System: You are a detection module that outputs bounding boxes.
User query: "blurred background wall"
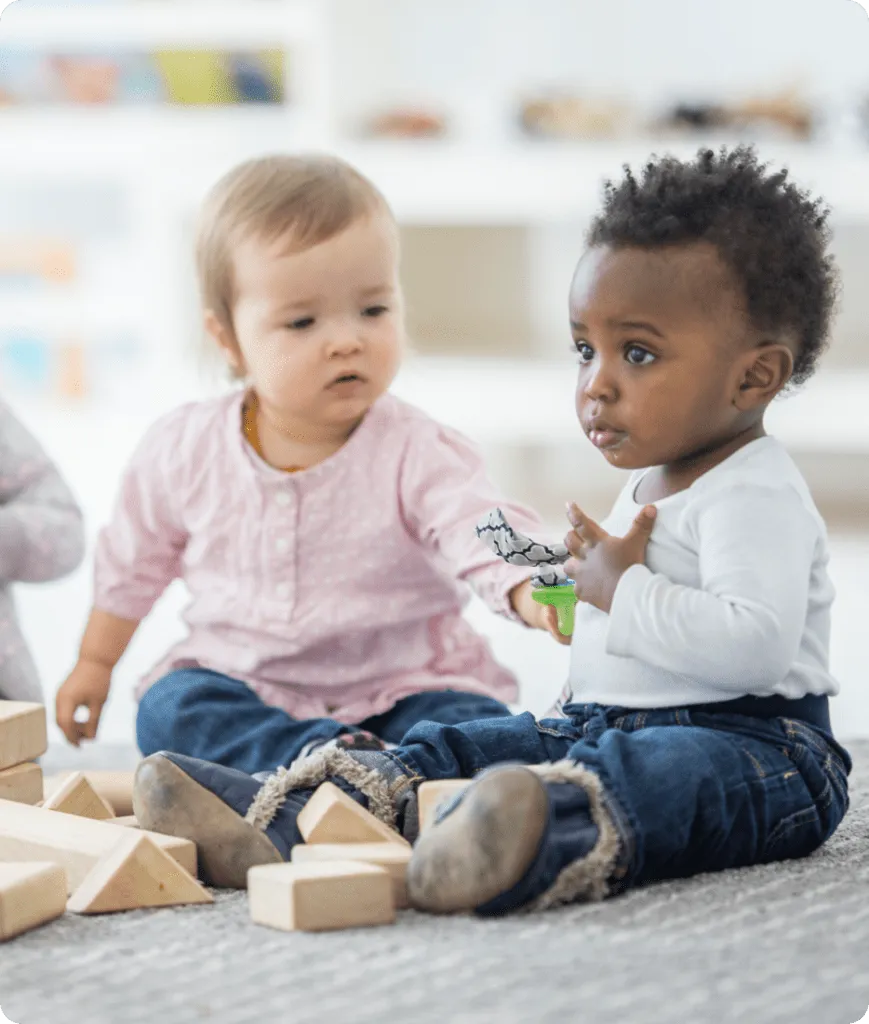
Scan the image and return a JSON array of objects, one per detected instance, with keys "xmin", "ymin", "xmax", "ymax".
[{"xmin": 0, "ymin": 0, "xmax": 866, "ymax": 746}]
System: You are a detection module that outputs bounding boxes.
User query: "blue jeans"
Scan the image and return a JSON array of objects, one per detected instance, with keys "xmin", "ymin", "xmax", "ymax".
[
  {"xmin": 136, "ymin": 668, "xmax": 513, "ymax": 775},
  {"xmin": 386, "ymin": 701, "xmax": 851, "ymax": 888}
]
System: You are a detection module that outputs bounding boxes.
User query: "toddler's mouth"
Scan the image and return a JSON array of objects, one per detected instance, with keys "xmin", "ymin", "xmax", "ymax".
[
  {"xmin": 328, "ymin": 372, "xmax": 365, "ymax": 388},
  {"xmin": 588, "ymin": 428, "xmax": 627, "ymax": 450}
]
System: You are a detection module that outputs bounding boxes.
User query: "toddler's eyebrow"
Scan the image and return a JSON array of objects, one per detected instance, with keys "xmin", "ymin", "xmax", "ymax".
[{"xmin": 570, "ymin": 319, "xmax": 666, "ymax": 338}]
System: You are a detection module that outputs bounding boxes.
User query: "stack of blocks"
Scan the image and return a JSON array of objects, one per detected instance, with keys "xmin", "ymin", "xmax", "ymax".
[
  {"xmin": 1, "ymin": 703, "xmax": 477, "ymax": 940},
  {"xmin": 0, "ymin": 701, "xmax": 211, "ymax": 942},
  {"xmin": 248, "ymin": 778, "xmax": 471, "ymax": 932}
]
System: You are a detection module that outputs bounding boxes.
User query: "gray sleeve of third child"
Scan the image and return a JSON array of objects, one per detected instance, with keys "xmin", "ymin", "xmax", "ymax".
[{"xmin": 0, "ymin": 398, "xmax": 86, "ymax": 583}]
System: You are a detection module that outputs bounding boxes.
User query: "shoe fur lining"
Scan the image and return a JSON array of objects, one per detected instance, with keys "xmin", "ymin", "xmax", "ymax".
[
  {"xmin": 525, "ymin": 760, "xmax": 622, "ymax": 911},
  {"xmin": 243, "ymin": 747, "xmax": 398, "ymax": 832}
]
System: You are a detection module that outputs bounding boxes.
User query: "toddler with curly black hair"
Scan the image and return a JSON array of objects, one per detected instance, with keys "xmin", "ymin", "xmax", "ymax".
[{"xmin": 130, "ymin": 146, "xmax": 852, "ymax": 916}]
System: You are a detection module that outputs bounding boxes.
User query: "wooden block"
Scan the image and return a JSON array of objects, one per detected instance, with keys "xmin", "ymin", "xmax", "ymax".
[
  {"xmin": 297, "ymin": 782, "xmax": 410, "ymax": 847},
  {"xmin": 291, "ymin": 842, "xmax": 411, "ymax": 908},
  {"xmin": 248, "ymin": 861, "xmax": 394, "ymax": 932},
  {"xmin": 0, "ymin": 763, "xmax": 43, "ymax": 805},
  {"xmin": 0, "ymin": 862, "xmax": 67, "ymax": 941},
  {"xmin": 0, "ymin": 701, "xmax": 47, "ymax": 770},
  {"xmin": 109, "ymin": 815, "xmax": 140, "ymax": 829},
  {"xmin": 43, "ymin": 770, "xmax": 135, "ymax": 817},
  {"xmin": 418, "ymin": 780, "xmax": 471, "ymax": 831},
  {"xmin": 68, "ymin": 832, "xmax": 212, "ymax": 914},
  {"xmin": 0, "ymin": 798, "xmax": 196, "ymax": 893},
  {"xmin": 42, "ymin": 772, "xmax": 115, "ymax": 820}
]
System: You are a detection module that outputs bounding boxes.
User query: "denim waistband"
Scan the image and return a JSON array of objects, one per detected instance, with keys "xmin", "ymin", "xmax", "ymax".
[{"xmin": 687, "ymin": 693, "xmax": 831, "ymax": 734}]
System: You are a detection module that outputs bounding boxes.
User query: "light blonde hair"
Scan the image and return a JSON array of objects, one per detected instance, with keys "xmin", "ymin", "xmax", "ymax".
[{"xmin": 196, "ymin": 153, "xmax": 393, "ymax": 346}]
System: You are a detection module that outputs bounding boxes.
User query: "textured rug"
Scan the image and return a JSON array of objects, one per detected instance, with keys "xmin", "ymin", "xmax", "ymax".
[{"xmin": 1, "ymin": 741, "xmax": 867, "ymax": 1024}]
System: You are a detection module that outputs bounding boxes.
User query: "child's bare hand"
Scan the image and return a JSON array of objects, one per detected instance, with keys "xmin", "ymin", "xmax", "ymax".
[
  {"xmin": 56, "ymin": 660, "xmax": 112, "ymax": 746},
  {"xmin": 564, "ymin": 502, "xmax": 656, "ymax": 614},
  {"xmin": 509, "ymin": 580, "xmax": 572, "ymax": 645}
]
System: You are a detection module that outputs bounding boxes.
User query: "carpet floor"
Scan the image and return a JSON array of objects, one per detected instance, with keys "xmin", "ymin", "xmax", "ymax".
[{"xmin": 1, "ymin": 741, "xmax": 867, "ymax": 1024}]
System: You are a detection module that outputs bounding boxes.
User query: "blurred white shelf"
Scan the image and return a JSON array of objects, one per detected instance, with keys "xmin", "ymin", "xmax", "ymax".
[
  {"xmin": 3, "ymin": 132, "xmax": 867, "ymax": 224},
  {"xmin": 393, "ymin": 356, "xmax": 869, "ymax": 454},
  {"xmin": 0, "ymin": 295, "xmax": 139, "ymax": 332},
  {"xmin": 0, "ymin": 1, "xmax": 319, "ymax": 48}
]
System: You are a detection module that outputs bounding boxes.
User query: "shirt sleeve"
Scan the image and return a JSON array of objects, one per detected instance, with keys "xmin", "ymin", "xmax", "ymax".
[
  {"xmin": 399, "ymin": 418, "xmax": 554, "ymax": 621},
  {"xmin": 0, "ymin": 399, "xmax": 85, "ymax": 583},
  {"xmin": 93, "ymin": 409, "xmax": 190, "ymax": 621},
  {"xmin": 605, "ymin": 484, "xmax": 819, "ymax": 693}
]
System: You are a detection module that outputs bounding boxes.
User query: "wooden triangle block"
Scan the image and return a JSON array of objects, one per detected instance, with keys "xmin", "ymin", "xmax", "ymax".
[
  {"xmin": 68, "ymin": 832, "xmax": 212, "ymax": 914},
  {"xmin": 42, "ymin": 772, "xmax": 115, "ymax": 821},
  {"xmin": 297, "ymin": 782, "xmax": 410, "ymax": 847}
]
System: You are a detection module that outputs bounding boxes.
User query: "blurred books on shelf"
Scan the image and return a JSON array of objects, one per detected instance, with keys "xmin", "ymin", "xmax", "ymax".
[
  {"xmin": 0, "ymin": 330, "xmax": 144, "ymax": 404},
  {"xmin": 0, "ymin": 48, "xmax": 285, "ymax": 105}
]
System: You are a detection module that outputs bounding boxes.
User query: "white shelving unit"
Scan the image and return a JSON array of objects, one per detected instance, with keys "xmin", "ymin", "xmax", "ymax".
[{"xmin": 1, "ymin": 0, "xmax": 868, "ymax": 451}]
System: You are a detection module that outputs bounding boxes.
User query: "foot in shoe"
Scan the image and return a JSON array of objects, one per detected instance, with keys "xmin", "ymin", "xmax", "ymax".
[
  {"xmin": 133, "ymin": 751, "xmax": 310, "ymax": 889},
  {"xmin": 406, "ymin": 765, "xmax": 549, "ymax": 914}
]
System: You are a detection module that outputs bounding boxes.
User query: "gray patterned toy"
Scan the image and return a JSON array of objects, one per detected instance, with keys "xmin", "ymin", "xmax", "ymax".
[{"xmin": 475, "ymin": 508, "xmax": 570, "ymax": 588}]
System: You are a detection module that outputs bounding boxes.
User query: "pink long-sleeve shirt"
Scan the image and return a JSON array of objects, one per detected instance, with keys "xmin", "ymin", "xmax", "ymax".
[{"xmin": 94, "ymin": 389, "xmax": 546, "ymax": 721}]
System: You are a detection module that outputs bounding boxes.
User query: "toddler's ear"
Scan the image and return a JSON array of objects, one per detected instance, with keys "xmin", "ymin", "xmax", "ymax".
[
  {"xmin": 204, "ymin": 310, "xmax": 245, "ymax": 376},
  {"xmin": 735, "ymin": 343, "xmax": 793, "ymax": 408}
]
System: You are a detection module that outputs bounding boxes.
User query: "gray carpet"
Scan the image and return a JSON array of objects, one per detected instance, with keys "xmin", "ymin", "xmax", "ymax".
[{"xmin": 1, "ymin": 742, "xmax": 868, "ymax": 1024}]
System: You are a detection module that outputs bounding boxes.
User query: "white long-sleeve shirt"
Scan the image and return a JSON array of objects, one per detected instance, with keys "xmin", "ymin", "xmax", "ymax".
[{"xmin": 568, "ymin": 436, "xmax": 838, "ymax": 708}]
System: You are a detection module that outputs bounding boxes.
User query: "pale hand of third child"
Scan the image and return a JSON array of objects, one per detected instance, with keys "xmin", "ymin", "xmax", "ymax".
[
  {"xmin": 564, "ymin": 502, "xmax": 657, "ymax": 614},
  {"xmin": 55, "ymin": 659, "xmax": 112, "ymax": 747},
  {"xmin": 509, "ymin": 580, "xmax": 573, "ymax": 646}
]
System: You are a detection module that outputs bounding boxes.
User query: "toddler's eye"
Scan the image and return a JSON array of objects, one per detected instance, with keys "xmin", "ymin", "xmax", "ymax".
[
  {"xmin": 626, "ymin": 344, "xmax": 655, "ymax": 365},
  {"xmin": 288, "ymin": 317, "xmax": 315, "ymax": 331},
  {"xmin": 572, "ymin": 342, "xmax": 594, "ymax": 363},
  {"xmin": 362, "ymin": 305, "xmax": 389, "ymax": 318}
]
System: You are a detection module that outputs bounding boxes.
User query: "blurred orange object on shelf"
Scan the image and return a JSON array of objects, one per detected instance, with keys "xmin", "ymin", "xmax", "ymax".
[{"xmin": 0, "ymin": 239, "xmax": 77, "ymax": 284}]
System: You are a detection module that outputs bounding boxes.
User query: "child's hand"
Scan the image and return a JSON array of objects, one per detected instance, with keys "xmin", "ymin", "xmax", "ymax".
[
  {"xmin": 56, "ymin": 660, "xmax": 112, "ymax": 747},
  {"xmin": 509, "ymin": 580, "xmax": 572, "ymax": 646},
  {"xmin": 564, "ymin": 502, "xmax": 657, "ymax": 614}
]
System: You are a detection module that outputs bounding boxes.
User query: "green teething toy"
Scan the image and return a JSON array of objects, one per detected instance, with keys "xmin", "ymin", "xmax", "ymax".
[{"xmin": 532, "ymin": 584, "xmax": 577, "ymax": 636}]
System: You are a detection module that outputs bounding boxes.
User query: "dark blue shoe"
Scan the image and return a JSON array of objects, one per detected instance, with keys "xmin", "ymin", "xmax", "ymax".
[
  {"xmin": 406, "ymin": 761, "xmax": 621, "ymax": 915},
  {"xmin": 133, "ymin": 747, "xmax": 407, "ymax": 889}
]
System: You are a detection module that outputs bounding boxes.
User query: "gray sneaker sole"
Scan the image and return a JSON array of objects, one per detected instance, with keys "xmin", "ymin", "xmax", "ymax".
[
  {"xmin": 406, "ymin": 765, "xmax": 549, "ymax": 914},
  {"xmin": 132, "ymin": 754, "xmax": 283, "ymax": 889}
]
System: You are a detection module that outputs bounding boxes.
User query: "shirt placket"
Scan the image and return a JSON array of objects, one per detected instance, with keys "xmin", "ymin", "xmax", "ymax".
[{"xmin": 266, "ymin": 482, "xmax": 297, "ymax": 617}]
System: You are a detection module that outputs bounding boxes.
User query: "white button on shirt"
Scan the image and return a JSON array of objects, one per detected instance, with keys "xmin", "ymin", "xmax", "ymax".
[
  {"xmin": 275, "ymin": 583, "xmax": 290, "ymax": 599},
  {"xmin": 275, "ymin": 491, "xmax": 291, "ymax": 507},
  {"xmin": 275, "ymin": 538, "xmax": 289, "ymax": 554}
]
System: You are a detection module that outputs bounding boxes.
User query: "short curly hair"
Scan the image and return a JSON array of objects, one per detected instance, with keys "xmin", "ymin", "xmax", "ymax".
[{"xmin": 586, "ymin": 145, "xmax": 840, "ymax": 389}]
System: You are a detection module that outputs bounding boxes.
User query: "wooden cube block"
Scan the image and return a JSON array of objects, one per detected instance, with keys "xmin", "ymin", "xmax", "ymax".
[
  {"xmin": 0, "ymin": 798, "xmax": 196, "ymax": 893},
  {"xmin": 44, "ymin": 770, "xmax": 135, "ymax": 817},
  {"xmin": 248, "ymin": 861, "xmax": 394, "ymax": 932},
  {"xmin": 417, "ymin": 779, "xmax": 471, "ymax": 832},
  {"xmin": 0, "ymin": 862, "xmax": 67, "ymax": 941},
  {"xmin": 297, "ymin": 782, "xmax": 409, "ymax": 847},
  {"xmin": 68, "ymin": 832, "xmax": 212, "ymax": 914},
  {"xmin": 42, "ymin": 772, "xmax": 115, "ymax": 820},
  {"xmin": 0, "ymin": 763, "xmax": 43, "ymax": 805},
  {"xmin": 291, "ymin": 842, "xmax": 411, "ymax": 908},
  {"xmin": 0, "ymin": 702, "xmax": 47, "ymax": 770}
]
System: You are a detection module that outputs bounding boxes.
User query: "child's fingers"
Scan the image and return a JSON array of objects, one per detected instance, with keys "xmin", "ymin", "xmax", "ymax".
[
  {"xmin": 544, "ymin": 606, "xmax": 572, "ymax": 645},
  {"xmin": 55, "ymin": 692, "xmax": 80, "ymax": 746},
  {"xmin": 563, "ymin": 531, "xmax": 588, "ymax": 558},
  {"xmin": 81, "ymin": 701, "xmax": 103, "ymax": 740},
  {"xmin": 566, "ymin": 502, "xmax": 607, "ymax": 542}
]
